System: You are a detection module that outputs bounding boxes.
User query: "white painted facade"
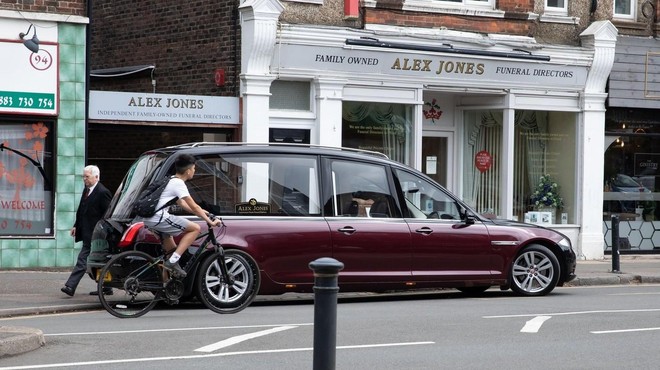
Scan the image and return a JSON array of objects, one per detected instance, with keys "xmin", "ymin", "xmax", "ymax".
[{"xmin": 238, "ymin": 0, "xmax": 618, "ymax": 260}]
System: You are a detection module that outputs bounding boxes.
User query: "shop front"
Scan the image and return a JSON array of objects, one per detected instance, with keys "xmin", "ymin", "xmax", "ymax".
[
  {"xmin": 604, "ymin": 35, "xmax": 660, "ymax": 253},
  {"xmin": 87, "ymin": 90, "xmax": 241, "ymax": 193},
  {"xmin": 0, "ymin": 14, "xmax": 88, "ymax": 268},
  {"xmin": 239, "ymin": 1, "xmax": 617, "ymax": 259}
]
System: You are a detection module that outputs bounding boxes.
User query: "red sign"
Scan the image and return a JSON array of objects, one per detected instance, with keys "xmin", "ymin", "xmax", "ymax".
[{"xmin": 475, "ymin": 150, "xmax": 492, "ymax": 173}]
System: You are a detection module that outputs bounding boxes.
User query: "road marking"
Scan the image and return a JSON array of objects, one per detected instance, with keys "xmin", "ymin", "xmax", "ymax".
[
  {"xmin": 520, "ymin": 316, "xmax": 551, "ymax": 333},
  {"xmin": 195, "ymin": 325, "xmax": 296, "ymax": 352},
  {"xmin": 483, "ymin": 308, "xmax": 660, "ymax": 319},
  {"xmin": 0, "ymin": 311, "xmax": 96, "ymax": 321},
  {"xmin": 592, "ymin": 327, "xmax": 660, "ymax": 334},
  {"xmin": 0, "ymin": 341, "xmax": 435, "ymax": 370},
  {"xmin": 44, "ymin": 323, "xmax": 313, "ymax": 336}
]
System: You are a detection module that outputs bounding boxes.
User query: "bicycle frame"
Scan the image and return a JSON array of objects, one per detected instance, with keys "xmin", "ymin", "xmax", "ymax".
[
  {"xmin": 103, "ymin": 223, "xmax": 231, "ymax": 299},
  {"xmin": 173, "ymin": 223, "xmax": 230, "ymax": 282}
]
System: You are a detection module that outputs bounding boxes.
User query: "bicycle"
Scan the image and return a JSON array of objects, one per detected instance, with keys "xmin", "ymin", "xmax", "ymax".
[{"xmin": 96, "ymin": 218, "xmax": 260, "ymax": 318}]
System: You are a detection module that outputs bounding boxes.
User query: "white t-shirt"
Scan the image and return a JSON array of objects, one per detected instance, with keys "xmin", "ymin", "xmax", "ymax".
[{"xmin": 143, "ymin": 177, "xmax": 190, "ymax": 222}]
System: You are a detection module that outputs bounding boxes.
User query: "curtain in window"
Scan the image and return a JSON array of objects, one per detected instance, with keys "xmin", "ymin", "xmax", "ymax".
[
  {"xmin": 463, "ymin": 111, "xmax": 502, "ymax": 215},
  {"xmin": 342, "ymin": 102, "xmax": 411, "ymax": 164},
  {"xmin": 463, "ymin": 110, "xmax": 548, "ymax": 217},
  {"xmin": 514, "ymin": 111, "xmax": 549, "ymax": 206}
]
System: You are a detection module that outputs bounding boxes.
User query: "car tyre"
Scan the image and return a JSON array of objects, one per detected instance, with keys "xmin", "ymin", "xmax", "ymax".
[
  {"xmin": 510, "ymin": 244, "xmax": 560, "ymax": 296},
  {"xmin": 196, "ymin": 250, "xmax": 260, "ymax": 314}
]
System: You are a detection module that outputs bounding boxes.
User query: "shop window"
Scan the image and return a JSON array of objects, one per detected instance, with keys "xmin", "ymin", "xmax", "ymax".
[
  {"xmin": 0, "ymin": 119, "xmax": 54, "ymax": 236},
  {"xmin": 269, "ymin": 80, "xmax": 311, "ymax": 111},
  {"xmin": 341, "ymin": 101, "xmax": 413, "ymax": 165},
  {"xmin": 614, "ymin": 0, "xmax": 635, "ymax": 19},
  {"xmin": 514, "ymin": 111, "xmax": 576, "ymax": 224},
  {"xmin": 462, "ymin": 110, "xmax": 502, "ymax": 216},
  {"xmin": 462, "ymin": 110, "xmax": 576, "ymax": 224},
  {"xmin": 604, "ymin": 114, "xmax": 658, "ymax": 225}
]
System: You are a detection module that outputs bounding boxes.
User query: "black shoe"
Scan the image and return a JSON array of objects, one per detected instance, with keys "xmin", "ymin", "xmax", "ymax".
[
  {"xmin": 164, "ymin": 260, "xmax": 187, "ymax": 278},
  {"xmin": 61, "ymin": 286, "xmax": 74, "ymax": 297},
  {"xmin": 90, "ymin": 288, "xmax": 113, "ymax": 296}
]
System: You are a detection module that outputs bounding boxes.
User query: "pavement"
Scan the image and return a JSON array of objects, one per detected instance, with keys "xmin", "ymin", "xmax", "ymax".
[{"xmin": 1, "ymin": 255, "xmax": 660, "ymax": 357}]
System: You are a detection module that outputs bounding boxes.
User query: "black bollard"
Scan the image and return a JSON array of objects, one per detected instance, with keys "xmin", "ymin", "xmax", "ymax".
[
  {"xmin": 309, "ymin": 257, "xmax": 344, "ymax": 370},
  {"xmin": 611, "ymin": 214, "xmax": 620, "ymax": 273}
]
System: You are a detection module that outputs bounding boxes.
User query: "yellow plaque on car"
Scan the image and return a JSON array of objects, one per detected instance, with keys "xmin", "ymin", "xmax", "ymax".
[{"xmin": 235, "ymin": 198, "xmax": 270, "ymax": 215}]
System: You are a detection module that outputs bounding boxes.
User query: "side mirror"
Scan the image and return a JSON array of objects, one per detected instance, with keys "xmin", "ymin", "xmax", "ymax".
[{"xmin": 461, "ymin": 208, "xmax": 476, "ymax": 225}]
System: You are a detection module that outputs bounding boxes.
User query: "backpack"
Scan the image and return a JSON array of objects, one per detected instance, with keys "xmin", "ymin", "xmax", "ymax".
[{"xmin": 132, "ymin": 176, "xmax": 179, "ymax": 217}]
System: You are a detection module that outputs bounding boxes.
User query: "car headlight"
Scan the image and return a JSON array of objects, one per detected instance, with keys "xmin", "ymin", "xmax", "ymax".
[{"xmin": 558, "ymin": 237, "xmax": 572, "ymax": 249}]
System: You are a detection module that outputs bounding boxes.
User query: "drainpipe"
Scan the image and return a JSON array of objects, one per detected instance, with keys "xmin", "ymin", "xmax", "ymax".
[{"xmin": 85, "ymin": 0, "xmax": 93, "ymax": 163}]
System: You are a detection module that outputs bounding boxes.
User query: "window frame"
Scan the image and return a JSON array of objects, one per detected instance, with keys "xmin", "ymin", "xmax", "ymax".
[
  {"xmin": 402, "ymin": 0, "xmax": 497, "ymax": 12},
  {"xmin": 269, "ymin": 80, "xmax": 313, "ymax": 112},
  {"xmin": 186, "ymin": 153, "xmax": 322, "ymax": 217},
  {"xmin": 0, "ymin": 118, "xmax": 55, "ymax": 237},
  {"xmin": 613, "ymin": 0, "xmax": 636, "ymax": 19},
  {"xmin": 544, "ymin": 0, "xmax": 568, "ymax": 14}
]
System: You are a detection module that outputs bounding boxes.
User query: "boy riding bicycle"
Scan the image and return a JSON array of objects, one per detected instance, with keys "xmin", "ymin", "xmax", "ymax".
[{"xmin": 140, "ymin": 154, "xmax": 221, "ymax": 278}]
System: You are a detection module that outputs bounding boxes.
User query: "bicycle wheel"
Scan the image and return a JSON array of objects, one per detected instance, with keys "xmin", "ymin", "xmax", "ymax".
[
  {"xmin": 98, "ymin": 250, "xmax": 163, "ymax": 318},
  {"xmin": 195, "ymin": 250, "xmax": 260, "ymax": 314}
]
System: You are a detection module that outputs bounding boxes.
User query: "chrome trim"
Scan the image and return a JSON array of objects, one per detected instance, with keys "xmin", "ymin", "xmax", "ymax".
[{"xmin": 491, "ymin": 241, "xmax": 519, "ymax": 246}]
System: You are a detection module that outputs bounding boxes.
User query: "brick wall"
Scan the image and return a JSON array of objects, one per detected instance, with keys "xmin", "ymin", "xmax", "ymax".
[
  {"xmin": 88, "ymin": 124, "xmax": 232, "ymax": 193},
  {"xmin": 0, "ymin": 0, "xmax": 85, "ymax": 15},
  {"xmin": 364, "ymin": 9, "xmax": 532, "ymax": 36},
  {"xmin": 89, "ymin": 0, "xmax": 240, "ymax": 97}
]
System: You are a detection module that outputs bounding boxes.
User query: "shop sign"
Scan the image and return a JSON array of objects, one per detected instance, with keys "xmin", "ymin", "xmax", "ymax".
[
  {"xmin": 0, "ymin": 41, "xmax": 58, "ymax": 115},
  {"xmin": 634, "ymin": 153, "xmax": 659, "ymax": 176},
  {"xmin": 475, "ymin": 150, "xmax": 492, "ymax": 173},
  {"xmin": 274, "ymin": 44, "xmax": 588, "ymax": 90},
  {"xmin": 89, "ymin": 91, "xmax": 240, "ymax": 124}
]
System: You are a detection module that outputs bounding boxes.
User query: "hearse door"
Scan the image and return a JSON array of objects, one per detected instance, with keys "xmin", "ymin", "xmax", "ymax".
[
  {"xmin": 394, "ymin": 168, "xmax": 495, "ymax": 283},
  {"xmin": 323, "ymin": 158, "xmax": 413, "ymax": 285}
]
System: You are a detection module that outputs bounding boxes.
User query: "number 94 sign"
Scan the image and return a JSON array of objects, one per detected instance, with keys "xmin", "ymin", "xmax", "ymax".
[{"xmin": 30, "ymin": 50, "xmax": 53, "ymax": 71}]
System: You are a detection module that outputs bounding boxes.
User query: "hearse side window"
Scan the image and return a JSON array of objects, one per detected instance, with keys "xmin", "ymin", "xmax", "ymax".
[
  {"xmin": 326, "ymin": 160, "xmax": 397, "ymax": 218},
  {"xmin": 394, "ymin": 169, "xmax": 461, "ymax": 220},
  {"xmin": 186, "ymin": 154, "xmax": 320, "ymax": 216}
]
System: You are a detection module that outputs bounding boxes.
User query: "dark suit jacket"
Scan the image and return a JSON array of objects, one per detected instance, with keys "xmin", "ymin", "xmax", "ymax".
[{"xmin": 74, "ymin": 182, "xmax": 113, "ymax": 245}]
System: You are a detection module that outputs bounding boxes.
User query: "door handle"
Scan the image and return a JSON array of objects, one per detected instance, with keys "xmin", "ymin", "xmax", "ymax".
[
  {"xmin": 415, "ymin": 227, "xmax": 433, "ymax": 235},
  {"xmin": 338, "ymin": 226, "xmax": 356, "ymax": 234}
]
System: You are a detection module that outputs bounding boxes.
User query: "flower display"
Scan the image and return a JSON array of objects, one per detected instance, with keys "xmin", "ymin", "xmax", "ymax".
[{"xmin": 531, "ymin": 174, "xmax": 563, "ymax": 209}]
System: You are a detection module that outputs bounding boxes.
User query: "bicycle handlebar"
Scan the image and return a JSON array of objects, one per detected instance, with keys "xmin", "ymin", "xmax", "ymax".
[{"xmin": 207, "ymin": 214, "xmax": 223, "ymax": 226}]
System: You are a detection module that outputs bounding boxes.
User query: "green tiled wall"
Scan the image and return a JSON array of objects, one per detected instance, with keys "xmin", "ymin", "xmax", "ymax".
[{"xmin": 0, "ymin": 22, "xmax": 87, "ymax": 269}]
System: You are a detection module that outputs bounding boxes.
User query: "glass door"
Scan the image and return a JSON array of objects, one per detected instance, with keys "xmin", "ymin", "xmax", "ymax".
[{"xmin": 421, "ymin": 132, "xmax": 453, "ymax": 189}]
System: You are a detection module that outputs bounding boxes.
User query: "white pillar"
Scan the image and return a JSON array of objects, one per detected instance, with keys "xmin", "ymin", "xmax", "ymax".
[
  {"xmin": 578, "ymin": 21, "xmax": 618, "ymax": 260},
  {"xmin": 241, "ymin": 75, "xmax": 275, "ymax": 143},
  {"xmin": 502, "ymin": 93, "xmax": 515, "ymax": 220},
  {"xmin": 239, "ymin": 0, "xmax": 284, "ymax": 143},
  {"xmin": 315, "ymin": 78, "xmax": 346, "ymax": 147}
]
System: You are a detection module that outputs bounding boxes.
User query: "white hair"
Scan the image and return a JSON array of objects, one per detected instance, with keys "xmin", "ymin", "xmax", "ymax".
[{"xmin": 84, "ymin": 165, "xmax": 100, "ymax": 180}]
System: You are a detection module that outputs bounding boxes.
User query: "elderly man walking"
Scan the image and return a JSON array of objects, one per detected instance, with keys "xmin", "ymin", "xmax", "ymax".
[{"xmin": 61, "ymin": 165, "xmax": 112, "ymax": 297}]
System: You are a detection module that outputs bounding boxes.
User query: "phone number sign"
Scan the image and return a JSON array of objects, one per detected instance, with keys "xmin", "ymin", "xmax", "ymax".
[
  {"xmin": 0, "ymin": 91, "xmax": 55, "ymax": 110},
  {"xmin": 0, "ymin": 41, "xmax": 58, "ymax": 115}
]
